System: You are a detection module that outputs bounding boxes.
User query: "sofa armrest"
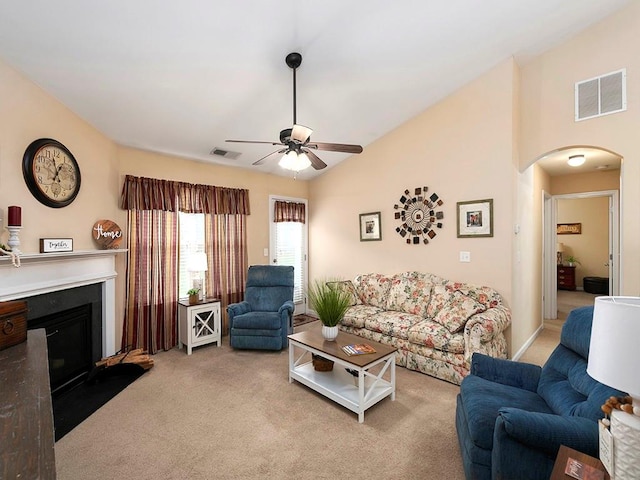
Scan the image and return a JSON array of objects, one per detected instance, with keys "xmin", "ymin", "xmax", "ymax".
[
  {"xmin": 495, "ymin": 408, "xmax": 599, "ymax": 457},
  {"xmin": 470, "ymin": 353, "xmax": 541, "ymax": 391},
  {"xmin": 464, "ymin": 305, "xmax": 511, "ymax": 362}
]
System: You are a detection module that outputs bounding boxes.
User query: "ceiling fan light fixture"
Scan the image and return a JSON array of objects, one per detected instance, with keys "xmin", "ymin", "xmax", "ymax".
[
  {"xmin": 568, "ymin": 154, "xmax": 586, "ymax": 167},
  {"xmin": 279, "ymin": 150, "xmax": 311, "ymax": 172}
]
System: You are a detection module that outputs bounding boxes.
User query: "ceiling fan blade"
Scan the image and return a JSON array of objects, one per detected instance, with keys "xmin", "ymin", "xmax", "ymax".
[
  {"xmin": 307, "ymin": 142, "xmax": 363, "ymax": 154},
  {"xmin": 291, "ymin": 124, "xmax": 313, "ymax": 143},
  {"xmin": 304, "ymin": 149, "xmax": 327, "ymax": 170},
  {"xmin": 226, "ymin": 139, "xmax": 285, "ymax": 146},
  {"xmin": 253, "ymin": 149, "xmax": 286, "ymax": 166}
]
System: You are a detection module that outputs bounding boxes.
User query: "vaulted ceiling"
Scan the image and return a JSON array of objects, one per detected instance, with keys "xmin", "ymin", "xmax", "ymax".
[{"xmin": 0, "ymin": 1, "xmax": 630, "ymax": 179}]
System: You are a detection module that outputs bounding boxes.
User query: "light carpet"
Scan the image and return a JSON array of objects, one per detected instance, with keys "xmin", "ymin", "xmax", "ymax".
[{"xmin": 55, "ymin": 322, "xmax": 465, "ymax": 479}]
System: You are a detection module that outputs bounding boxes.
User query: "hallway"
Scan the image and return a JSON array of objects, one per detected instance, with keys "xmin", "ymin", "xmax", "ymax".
[{"xmin": 519, "ymin": 290, "xmax": 600, "ymax": 366}]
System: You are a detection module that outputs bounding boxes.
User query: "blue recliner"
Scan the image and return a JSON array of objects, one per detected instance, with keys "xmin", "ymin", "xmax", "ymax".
[
  {"xmin": 456, "ymin": 306, "xmax": 626, "ymax": 480},
  {"xmin": 227, "ymin": 265, "xmax": 294, "ymax": 351}
]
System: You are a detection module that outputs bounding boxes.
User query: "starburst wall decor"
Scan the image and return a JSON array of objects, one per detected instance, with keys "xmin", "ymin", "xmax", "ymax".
[{"xmin": 394, "ymin": 186, "xmax": 444, "ymax": 244}]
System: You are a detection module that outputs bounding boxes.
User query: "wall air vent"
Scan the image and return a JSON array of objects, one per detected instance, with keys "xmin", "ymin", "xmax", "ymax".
[
  {"xmin": 575, "ymin": 68, "xmax": 626, "ymax": 121},
  {"xmin": 209, "ymin": 147, "xmax": 241, "ymax": 160}
]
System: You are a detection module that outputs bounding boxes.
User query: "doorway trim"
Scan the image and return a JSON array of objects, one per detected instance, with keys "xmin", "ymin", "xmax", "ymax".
[{"xmin": 543, "ymin": 189, "xmax": 619, "ymax": 320}]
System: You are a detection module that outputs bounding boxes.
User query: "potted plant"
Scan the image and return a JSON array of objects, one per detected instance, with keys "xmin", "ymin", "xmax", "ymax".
[
  {"xmin": 566, "ymin": 256, "xmax": 581, "ymax": 267},
  {"xmin": 187, "ymin": 288, "xmax": 200, "ymax": 305},
  {"xmin": 307, "ymin": 279, "xmax": 352, "ymax": 342}
]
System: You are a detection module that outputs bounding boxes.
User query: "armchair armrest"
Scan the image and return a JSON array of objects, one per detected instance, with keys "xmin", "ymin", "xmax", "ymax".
[
  {"xmin": 279, "ymin": 300, "xmax": 294, "ymax": 316},
  {"xmin": 227, "ymin": 301, "xmax": 251, "ymax": 318},
  {"xmin": 470, "ymin": 353, "xmax": 541, "ymax": 392},
  {"xmin": 496, "ymin": 408, "xmax": 599, "ymax": 457}
]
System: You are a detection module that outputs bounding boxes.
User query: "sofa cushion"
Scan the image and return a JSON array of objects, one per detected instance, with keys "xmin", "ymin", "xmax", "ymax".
[
  {"xmin": 364, "ymin": 311, "xmax": 423, "ymax": 340},
  {"xmin": 434, "ymin": 291, "xmax": 487, "ymax": 333},
  {"xmin": 356, "ymin": 273, "xmax": 392, "ymax": 308},
  {"xmin": 342, "ymin": 304, "xmax": 383, "ymax": 328},
  {"xmin": 326, "ymin": 280, "xmax": 361, "ymax": 306},
  {"xmin": 408, "ymin": 319, "xmax": 465, "ymax": 353},
  {"xmin": 385, "ymin": 275, "xmax": 432, "ymax": 317}
]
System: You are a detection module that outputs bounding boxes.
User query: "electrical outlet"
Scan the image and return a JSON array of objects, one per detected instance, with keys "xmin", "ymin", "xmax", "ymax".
[
  {"xmin": 263, "ymin": 248, "xmax": 269, "ymax": 257},
  {"xmin": 459, "ymin": 251, "xmax": 471, "ymax": 263}
]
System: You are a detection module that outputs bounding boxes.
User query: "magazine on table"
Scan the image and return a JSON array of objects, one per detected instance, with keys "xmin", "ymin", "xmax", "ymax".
[{"xmin": 342, "ymin": 343, "xmax": 376, "ymax": 356}]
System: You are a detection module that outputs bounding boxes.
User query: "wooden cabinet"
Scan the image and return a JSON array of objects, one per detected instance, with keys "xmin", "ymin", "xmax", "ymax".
[
  {"xmin": 178, "ymin": 299, "xmax": 221, "ymax": 354},
  {"xmin": 557, "ymin": 265, "xmax": 576, "ymax": 291}
]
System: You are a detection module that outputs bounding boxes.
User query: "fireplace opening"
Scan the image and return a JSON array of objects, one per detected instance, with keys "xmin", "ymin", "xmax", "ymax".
[
  {"xmin": 29, "ymin": 304, "xmax": 93, "ymax": 393},
  {"xmin": 25, "ymin": 283, "xmax": 103, "ymax": 396}
]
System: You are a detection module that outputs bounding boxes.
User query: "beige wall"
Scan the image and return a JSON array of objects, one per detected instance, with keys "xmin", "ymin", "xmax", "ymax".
[
  {"xmin": 310, "ymin": 59, "xmax": 516, "ymax": 349},
  {"xmin": 0, "ymin": 57, "xmax": 308, "ymax": 348},
  {"xmin": 551, "ymin": 169, "xmax": 620, "ymax": 195},
  {"xmin": 520, "ymin": 2, "xmax": 640, "ymax": 298}
]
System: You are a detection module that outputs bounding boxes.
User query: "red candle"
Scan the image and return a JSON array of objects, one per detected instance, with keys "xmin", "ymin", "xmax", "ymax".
[{"xmin": 8, "ymin": 206, "xmax": 21, "ymax": 227}]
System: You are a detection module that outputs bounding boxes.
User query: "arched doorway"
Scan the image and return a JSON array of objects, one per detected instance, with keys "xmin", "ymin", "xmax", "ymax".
[{"xmin": 534, "ymin": 146, "xmax": 622, "ymax": 322}]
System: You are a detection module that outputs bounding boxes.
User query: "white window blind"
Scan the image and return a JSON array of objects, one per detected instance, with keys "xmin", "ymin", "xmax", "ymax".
[
  {"xmin": 274, "ymin": 221, "xmax": 305, "ymax": 304},
  {"xmin": 178, "ymin": 212, "xmax": 205, "ymax": 297}
]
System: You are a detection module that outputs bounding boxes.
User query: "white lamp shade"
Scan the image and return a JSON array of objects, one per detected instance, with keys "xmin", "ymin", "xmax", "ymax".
[
  {"xmin": 557, "ymin": 243, "xmax": 564, "ymax": 253},
  {"xmin": 587, "ymin": 296, "xmax": 640, "ymax": 399},
  {"xmin": 187, "ymin": 252, "xmax": 208, "ymax": 272}
]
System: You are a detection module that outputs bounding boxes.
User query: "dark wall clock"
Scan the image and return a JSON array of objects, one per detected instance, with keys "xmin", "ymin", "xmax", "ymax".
[
  {"xmin": 22, "ymin": 138, "xmax": 81, "ymax": 208},
  {"xmin": 394, "ymin": 186, "xmax": 444, "ymax": 244}
]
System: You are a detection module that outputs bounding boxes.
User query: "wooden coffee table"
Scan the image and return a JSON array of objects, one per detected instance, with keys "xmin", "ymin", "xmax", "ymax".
[{"xmin": 288, "ymin": 326, "xmax": 396, "ymax": 422}]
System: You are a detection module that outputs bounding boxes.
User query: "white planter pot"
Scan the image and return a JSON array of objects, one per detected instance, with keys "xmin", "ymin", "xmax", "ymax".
[{"xmin": 321, "ymin": 325, "xmax": 339, "ymax": 341}]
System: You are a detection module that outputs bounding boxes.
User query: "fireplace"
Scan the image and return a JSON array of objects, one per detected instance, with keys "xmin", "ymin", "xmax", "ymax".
[
  {"xmin": 0, "ymin": 250, "xmax": 123, "ymax": 363},
  {"xmin": 26, "ymin": 283, "xmax": 103, "ymax": 394}
]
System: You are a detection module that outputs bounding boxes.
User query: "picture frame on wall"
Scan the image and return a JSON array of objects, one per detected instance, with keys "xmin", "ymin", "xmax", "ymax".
[
  {"xmin": 359, "ymin": 212, "xmax": 382, "ymax": 241},
  {"xmin": 457, "ymin": 199, "xmax": 493, "ymax": 238},
  {"xmin": 557, "ymin": 223, "xmax": 582, "ymax": 235}
]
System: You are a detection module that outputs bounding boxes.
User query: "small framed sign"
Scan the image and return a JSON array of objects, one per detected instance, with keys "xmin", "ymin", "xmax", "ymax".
[{"xmin": 39, "ymin": 238, "xmax": 73, "ymax": 253}]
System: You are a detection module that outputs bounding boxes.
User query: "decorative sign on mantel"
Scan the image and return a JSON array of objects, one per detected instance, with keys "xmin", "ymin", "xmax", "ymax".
[
  {"xmin": 40, "ymin": 238, "xmax": 73, "ymax": 253},
  {"xmin": 92, "ymin": 219, "xmax": 123, "ymax": 250}
]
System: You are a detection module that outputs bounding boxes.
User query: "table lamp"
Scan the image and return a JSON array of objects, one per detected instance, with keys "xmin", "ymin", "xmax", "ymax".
[
  {"xmin": 187, "ymin": 252, "xmax": 208, "ymax": 301},
  {"xmin": 588, "ymin": 296, "xmax": 640, "ymax": 480},
  {"xmin": 557, "ymin": 242, "xmax": 564, "ymax": 265}
]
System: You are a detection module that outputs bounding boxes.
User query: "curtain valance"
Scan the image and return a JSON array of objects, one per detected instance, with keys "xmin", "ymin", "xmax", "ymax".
[
  {"xmin": 274, "ymin": 200, "xmax": 305, "ymax": 224},
  {"xmin": 120, "ymin": 175, "xmax": 250, "ymax": 215}
]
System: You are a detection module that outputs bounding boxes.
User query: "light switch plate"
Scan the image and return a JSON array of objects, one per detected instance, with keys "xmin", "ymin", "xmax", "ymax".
[{"xmin": 459, "ymin": 251, "xmax": 471, "ymax": 262}]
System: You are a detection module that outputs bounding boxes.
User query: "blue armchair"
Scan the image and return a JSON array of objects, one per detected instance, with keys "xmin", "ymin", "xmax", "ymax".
[
  {"xmin": 456, "ymin": 306, "xmax": 626, "ymax": 480},
  {"xmin": 227, "ymin": 265, "xmax": 294, "ymax": 351}
]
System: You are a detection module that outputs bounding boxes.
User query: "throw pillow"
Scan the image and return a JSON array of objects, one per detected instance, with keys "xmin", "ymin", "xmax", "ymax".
[
  {"xmin": 356, "ymin": 273, "xmax": 392, "ymax": 308},
  {"xmin": 433, "ymin": 290, "xmax": 487, "ymax": 333},
  {"xmin": 326, "ymin": 280, "xmax": 361, "ymax": 306}
]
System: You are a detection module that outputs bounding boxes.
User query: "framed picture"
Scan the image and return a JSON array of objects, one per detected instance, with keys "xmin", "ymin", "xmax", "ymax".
[
  {"xmin": 359, "ymin": 212, "xmax": 382, "ymax": 241},
  {"xmin": 457, "ymin": 199, "xmax": 493, "ymax": 238},
  {"xmin": 557, "ymin": 223, "xmax": 581, "ymax": 235}
]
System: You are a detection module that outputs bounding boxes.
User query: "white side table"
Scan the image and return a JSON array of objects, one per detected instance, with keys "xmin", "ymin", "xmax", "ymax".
[{"xmin": 178, "ymin": 298, "xmax": 221, "ymax": 354}]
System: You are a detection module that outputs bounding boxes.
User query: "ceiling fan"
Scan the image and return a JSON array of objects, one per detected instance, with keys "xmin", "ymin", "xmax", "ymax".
[{"xmin": 226, "ymin": 52, "xmax": 363, "ymax": 171}]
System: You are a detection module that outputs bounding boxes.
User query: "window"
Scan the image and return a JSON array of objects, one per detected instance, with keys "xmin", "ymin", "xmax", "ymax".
[
  {"xmin": 273, "ymin": 220, "xmax": 305, "ymax": 303},
  {"xmin": 178, "ymin": 212, "xmax": 205, "ymax": 297}
]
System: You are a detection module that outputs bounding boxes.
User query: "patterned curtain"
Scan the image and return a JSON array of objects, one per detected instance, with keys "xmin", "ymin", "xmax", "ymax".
[
  {"xmin": 274, "ymin": 200, "xmax": 305, "ymax": 223},
  {"xmin": 122, "ymin": 209, "xmax": 179, "ymax": 353},
  {"xmin": 205, "ymin": 215, "xmax": 248, "ymax": 335},
  {"xmin": 120, "ymin": 175, "xmax": 250, "ymax": 351}
]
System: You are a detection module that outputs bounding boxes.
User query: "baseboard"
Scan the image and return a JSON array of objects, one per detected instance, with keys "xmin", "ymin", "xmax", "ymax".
[{"xmin": 511, "ymin": 323, "xmax": 544, "ymax": 361}]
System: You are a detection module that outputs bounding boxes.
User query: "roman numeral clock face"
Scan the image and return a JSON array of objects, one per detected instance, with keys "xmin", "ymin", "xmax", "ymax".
[{"xmin": 22, "ymin": 138, "xmax": 81, "ymax": 208}]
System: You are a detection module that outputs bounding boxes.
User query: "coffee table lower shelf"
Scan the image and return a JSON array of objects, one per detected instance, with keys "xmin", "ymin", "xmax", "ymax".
[{"xmin": 288, "ymin": 341, "xmax": 395, "ymax": 423}]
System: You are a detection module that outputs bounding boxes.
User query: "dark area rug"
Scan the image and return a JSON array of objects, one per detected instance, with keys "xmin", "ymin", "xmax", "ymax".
[
  {"xmin": 293, "ymin": 314, "xmax": 318, "ymax": 327},
  {"xmin": 52, "ymin": 363, "xmax": 146, "ymax": 441}
]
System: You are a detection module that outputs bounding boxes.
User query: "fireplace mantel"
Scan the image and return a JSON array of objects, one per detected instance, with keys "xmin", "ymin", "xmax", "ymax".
[{"xmin": 0, "ymin": 249, "xmax": 126, "ymax": 357}]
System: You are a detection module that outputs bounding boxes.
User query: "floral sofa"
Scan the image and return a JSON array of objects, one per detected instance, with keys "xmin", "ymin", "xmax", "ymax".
[{"xmin": 336, "ymin": 272, "xmax": 511, "ymax": 385}]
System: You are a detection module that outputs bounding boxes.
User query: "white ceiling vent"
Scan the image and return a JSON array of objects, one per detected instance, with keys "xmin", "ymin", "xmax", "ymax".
[
  {"xmin": 209, "ymin": 147, "xmax": 241, "ymax": 160},
  {"xmin": 575, "ymin": 68, "xmax": 626, "ymax": 121}
]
